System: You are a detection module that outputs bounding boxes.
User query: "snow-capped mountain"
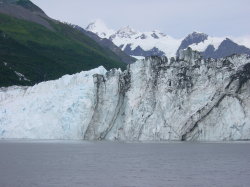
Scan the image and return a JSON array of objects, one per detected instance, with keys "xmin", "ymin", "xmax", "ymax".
[
  {"xmin": 85, "ymin": 20, "xmax": 182, "ymax": 58},
  {"xmin": 178, "ymin": 33, "xmax": 250, "ymax": 59},
  {"xmin": 111, "ymin": 27, "xmax": 182, "ymax": 59},
  {"xmin": 1, "ymin": 49, "xmax": 250, "ymax": 141},
  {"xmin": 85, "ymin": 20, "xmax": 250, "ymax": 59},
  {"xmin": 85, "ymin": 19, "xmax": 115, "ymax": 39}
]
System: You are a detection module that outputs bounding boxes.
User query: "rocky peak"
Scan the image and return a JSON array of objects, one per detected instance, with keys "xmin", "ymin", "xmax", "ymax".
[
  {"xmin": 186, "ymin": 31, "xmax": 208, "ymax": 42},
  {"xmin": 177, "ymin": 31, "xmax": 209, "ymax": 56}
]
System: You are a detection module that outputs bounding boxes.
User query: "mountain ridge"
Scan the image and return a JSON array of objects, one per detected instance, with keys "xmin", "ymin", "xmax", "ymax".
[{"xmin": 86, "ymin": 20, "xmax": 250, "ymax": 59}]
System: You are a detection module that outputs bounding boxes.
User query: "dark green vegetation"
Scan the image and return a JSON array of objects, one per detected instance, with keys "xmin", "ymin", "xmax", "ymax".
[{"xmin": 0, "ymin": 0, "xmax": 126, "ymax": 87}]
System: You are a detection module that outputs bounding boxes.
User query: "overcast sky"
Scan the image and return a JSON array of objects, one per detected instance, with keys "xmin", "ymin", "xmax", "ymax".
[{"xmin": 31, "ymin": 0, "xmax": 250, "ymax": 38}]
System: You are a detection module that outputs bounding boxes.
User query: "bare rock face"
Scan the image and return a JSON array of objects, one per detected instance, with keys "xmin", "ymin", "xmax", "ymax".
[{"xmin": 0, "ymin": 49, "xmax": 250, "ymax": 141}]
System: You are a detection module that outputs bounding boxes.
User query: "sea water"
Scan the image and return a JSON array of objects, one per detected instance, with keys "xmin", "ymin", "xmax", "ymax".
[{"xmin": 0, "ymin": 141, "xmax": 249, "ymax": 187}]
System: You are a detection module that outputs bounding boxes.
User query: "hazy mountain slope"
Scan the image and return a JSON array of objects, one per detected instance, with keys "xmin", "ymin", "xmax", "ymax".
[
  {"xmin": 1, "ymin": 49, "xmax": 249, "ymax": 141},
  {"xmin": 0, "ymin": 1, "xmax": 127, "ymax": 87},
  {"xmin": 0, "ymin": 0, "xmax": 52, "ymax": 29}
]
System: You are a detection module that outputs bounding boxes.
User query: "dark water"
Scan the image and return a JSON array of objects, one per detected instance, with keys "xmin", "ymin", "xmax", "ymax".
[{"xmin": 0, "ymin": 141, "xmax": 250, "ymax": 187}]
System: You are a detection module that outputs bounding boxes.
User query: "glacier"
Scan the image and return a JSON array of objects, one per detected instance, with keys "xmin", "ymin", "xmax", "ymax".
[{"xmin": 0, "ymin": 49, "xmax": 250, "ymax": 141}]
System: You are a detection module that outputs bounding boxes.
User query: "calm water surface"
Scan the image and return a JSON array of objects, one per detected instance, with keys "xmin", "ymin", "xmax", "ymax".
[{"xmin": 0, "ymin": 141, "xmax": 250, "ymax": 187}]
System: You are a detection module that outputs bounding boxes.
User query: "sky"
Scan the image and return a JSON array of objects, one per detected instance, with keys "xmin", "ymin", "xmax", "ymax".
[{"xmin": 31, "ymin": 0, "xmax": 250, "ymax": 38}]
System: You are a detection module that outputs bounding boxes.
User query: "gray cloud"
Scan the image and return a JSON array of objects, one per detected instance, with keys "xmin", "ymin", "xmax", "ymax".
[{"xmin": 32, "ymin": 0, "xmax": 250, "ymax": 38}]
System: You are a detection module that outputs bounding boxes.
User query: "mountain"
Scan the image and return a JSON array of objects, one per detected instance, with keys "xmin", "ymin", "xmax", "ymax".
[
  {"xmin": 0, "ymin": 0, "xmax": 127, "ymax": 87},
  {"xmin": 1, "ymin": 49, "xmax": 250, "ymax": 141},
  {"xmin": 85, "ymin": 20, "xmax": 250, "ymax": 59},
  {"xmin": 73, "ymin": 25, "xmax": 136, "ymax": 64},
  {"xmin": 176, "ymin": 31, "xmax": 208, "ymax": 55},
  {"xmin": 86, "ymin": 19, "xmax": 115, "ymax": 39},
  {"xmin": 109, "ymin": 26, "xmax": 183, "ymax": 59},
  {"xmin": 85, "ymin": 21, "xmax": 182, "ymax": 59},
  {"xmin": 202, "ymin": 38, "xmax": 250, "ymax": 59},
  {"xmin": 185, "ymin": 33, "xmax": 250, "ymax": 59}
]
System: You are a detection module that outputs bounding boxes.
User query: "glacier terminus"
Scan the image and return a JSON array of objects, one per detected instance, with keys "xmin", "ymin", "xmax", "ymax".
[{"xmin": 0, "ymin": 48, "xmax": 250, "ymax": 141}]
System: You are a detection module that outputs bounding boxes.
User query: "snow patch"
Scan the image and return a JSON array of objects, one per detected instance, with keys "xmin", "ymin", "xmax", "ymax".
[
  {"xmin": 189, "ymin": 36, "xmax": 225, "ymax": 51},
  {"xmin": 131, "ymin": 56, "xmax": 145, "ymax": 60},
  {"xmin": 14, "ymin": 71, "xmax": 30, "ymax": 82},
  {"xmin": 231, "ymin": 35, "xmax": 250, "ymax": 49}
]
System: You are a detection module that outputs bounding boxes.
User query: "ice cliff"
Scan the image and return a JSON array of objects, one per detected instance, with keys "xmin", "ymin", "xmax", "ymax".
[{"xmin": 1, "ymin": 48, "xmax": 250, "ymax": 141}]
